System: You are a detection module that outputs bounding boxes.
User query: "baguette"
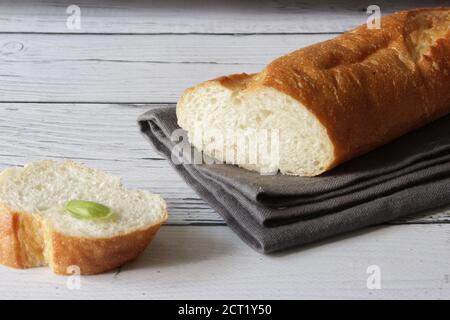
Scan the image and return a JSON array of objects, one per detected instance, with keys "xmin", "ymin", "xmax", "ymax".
[
  {"xmin": 0, "ymin": 160, "xmax": 167, "ymax": 275},
  {"xmin": 177, "ymin": 8, "xmax": 450, "ymax": 176}
]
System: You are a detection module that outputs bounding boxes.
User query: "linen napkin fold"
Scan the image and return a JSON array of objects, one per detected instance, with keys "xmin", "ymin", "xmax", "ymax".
[{"xmin": 138, "ymin": 106, "xmax": 450, "ymax": 253}]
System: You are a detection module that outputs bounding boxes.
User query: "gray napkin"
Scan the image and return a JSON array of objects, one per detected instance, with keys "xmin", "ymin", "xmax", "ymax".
[{"xmin": 138, "ymin": 106, "xmax": 450, "ymax": 253}]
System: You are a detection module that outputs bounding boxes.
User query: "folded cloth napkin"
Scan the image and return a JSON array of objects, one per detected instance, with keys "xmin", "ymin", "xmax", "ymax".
[{"xmin": 138, "ymin": 106, "xmax": 450, "ymax": 253}]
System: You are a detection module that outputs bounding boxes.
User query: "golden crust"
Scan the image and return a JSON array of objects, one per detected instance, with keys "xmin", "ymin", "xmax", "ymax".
[
  {"xmin": 48, "ymin": 223, "xmax": 162, "ymax": 275},
  {"xmin": 262, "ymin": 7, "xmax": 450, "ymax": 169},
  {"xmin": 0, "ymin": 203, "xmax": 166, "ymax": 275},
  {"xmin": 0, "ymin": 207, "xmax": 22, "ymax": 268},
  {"xmin": 181, "ymin": 8, "xmax": 450, "ymax": 174}
]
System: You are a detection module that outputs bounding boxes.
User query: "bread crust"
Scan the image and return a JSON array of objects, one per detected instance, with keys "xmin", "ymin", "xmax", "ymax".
[
  {"xmin": 263, "ymin": 7, "xmax": 450, "ymax": 170},
  {"xmin": 0, "ymin": 207, "xmax": 22, "ymax": 268},
  {"xmin": 0, "ymin": 203, "xmax": 166, "ymax": 275},
  {"xmin": 48, "ymin": 223, "xmax": 163, "ymax": 275},
  {"xmin": 178, "ymin": 7, "xmax": 450, "ymax": 175}
]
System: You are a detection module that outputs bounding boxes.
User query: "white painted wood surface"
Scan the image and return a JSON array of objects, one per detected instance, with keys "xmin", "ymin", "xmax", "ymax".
[
  {"xmin": 0, "ymin": 0, "xmax": 442, "ymax": 34},
  {"xmin": 0, "ymin": 103, "xmax": 449, "ymax": 225},
  {"xmin": 0, "ymin": 0, "xmax": 449, "ymax": 299},
  {"xmin": 0, "ymin": 33, "xmax": 335, "ymax": 102},
  {"xmin": 0, "ymin": 225, "xmax": 449, "ymax": 299}
]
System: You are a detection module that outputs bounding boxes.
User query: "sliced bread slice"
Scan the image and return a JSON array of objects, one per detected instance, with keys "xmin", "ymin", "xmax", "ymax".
[{"xmin": 0, "ymin": 160, "xmax": 167, "ymax": 275}]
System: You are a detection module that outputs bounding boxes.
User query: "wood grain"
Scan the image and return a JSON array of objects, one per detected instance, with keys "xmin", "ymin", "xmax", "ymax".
[
  {"xmin": 0, "ymin": 33, "xmax": 334, "ymax": 103},
  {"xmin": 0, "ymin": 224, "xmax": 448, "ymax": 299},
  {"xmin": 0, "ymin": 103, "xmax": 221, "ymax": 224},
  {"xmin": 0, "ymin": 0, "xmax": 449, "ymax": 299},
  {"xmin": 0, "ymin": 103, "xmax": 448, "ymax": 225},
  {"xmin": 0, "ymin": 0, "xmax": 445, "ymax": 34}
]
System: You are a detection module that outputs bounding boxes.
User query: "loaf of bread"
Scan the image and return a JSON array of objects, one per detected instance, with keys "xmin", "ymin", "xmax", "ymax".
[
  {"xmin": 0, "ymin": 160, "xmax": 167, "ymax": 275},
  {"xmin": 177, "ymin": 8, "xmax": 450, "ymax": 176}
]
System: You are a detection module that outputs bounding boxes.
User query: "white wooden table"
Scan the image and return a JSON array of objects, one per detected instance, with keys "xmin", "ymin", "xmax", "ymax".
[{"xmin": 0, "ymin": 0, "xmax": 449, "ymax": 300}]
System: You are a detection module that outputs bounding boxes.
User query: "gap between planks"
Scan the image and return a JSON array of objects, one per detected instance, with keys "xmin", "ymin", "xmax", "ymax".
[
  {"xmin": 0, "ymin": 0, "xmax": 446, "ymax": 34},
  {"xmin": 0, "ymin": 224, "xmax": 449, "ymax": 299},
  {"xmin": 0, "ymin": 33, "xmax": 335, "ymax": 103},
  {"xmin": 0, "ymin": 103, "xmax": 449, "ymax": 225}
]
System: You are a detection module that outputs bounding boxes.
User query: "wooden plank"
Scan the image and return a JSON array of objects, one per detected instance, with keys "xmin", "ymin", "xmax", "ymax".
[
  {"xmin": 0, "ymin": 33, "xmax": 334, "ymax": 103},
  {"xmin": 0, "ymin": 102, "xmax": 448, "ymax": 225},
  {"xmin": 0, "ymin": 0, "xmax": 445, "ymax": 34},
  {"xmin": 0, "ymin": 33, "xmax": 334, "ymax": 64},
  {"xmin": 0, "ymin": 102, "xmax": 221, "ymax": 225},
  {"xmin": 0, "ymin": 224, "xmax": 449, "ymax": 299}
]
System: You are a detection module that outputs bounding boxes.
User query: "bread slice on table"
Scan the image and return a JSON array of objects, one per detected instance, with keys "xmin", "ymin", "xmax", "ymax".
[
  {"xmin": 0, "ymin": 160, "xmax": 167, "ymax": 275},
  {"xmin": 177, "ymin": 7, "xmax": 450, "ymax": 176}
]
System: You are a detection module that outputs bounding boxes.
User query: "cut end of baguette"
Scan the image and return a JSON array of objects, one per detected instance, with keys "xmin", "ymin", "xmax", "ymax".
[
  {"xmin": 0, "ymin": 160, "xmax": 167, "ymax": 275},
  {"xmin": 176, "ymin": 8, "xmax": 450, "ymax": 177},
  {"xmin": 177, "ymin": 76, "xmax": 335, "ymax": 176}
]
